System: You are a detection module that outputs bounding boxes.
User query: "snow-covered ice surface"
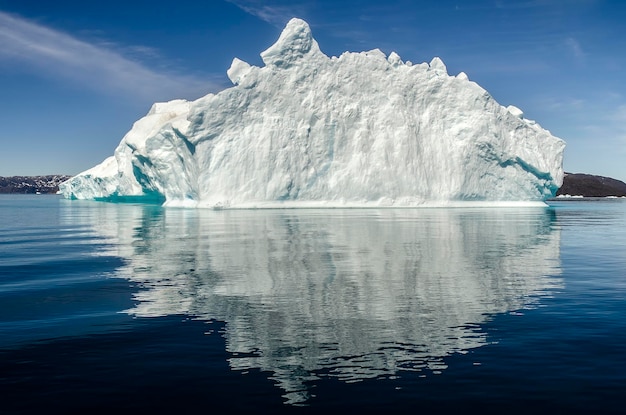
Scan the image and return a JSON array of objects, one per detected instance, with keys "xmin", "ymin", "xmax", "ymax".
[{"xmin": 60, "ymin": 18, "xmax": 565, "ymax": 208}]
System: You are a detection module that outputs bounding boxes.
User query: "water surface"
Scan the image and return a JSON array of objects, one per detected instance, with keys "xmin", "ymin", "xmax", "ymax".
[{"xmin": 1, "ymin": 195, "xmax": 625, "ymax": 413}]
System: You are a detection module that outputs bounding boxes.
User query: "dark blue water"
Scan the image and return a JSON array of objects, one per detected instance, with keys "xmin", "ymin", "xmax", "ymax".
[{"xmin": 1, "ymin": 195, "xmax": 625, "ymax": 414}]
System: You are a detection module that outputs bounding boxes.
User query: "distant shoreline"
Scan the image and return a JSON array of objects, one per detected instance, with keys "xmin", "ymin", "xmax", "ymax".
[
  {"xmin": 1, "ymin": 172, "xmax": 625, "ymax": 198},
  {"xmin": 555, "ymin": 172, "xmax": 626, "ymax": 198},
  {"xmin": 0, "ymin": 175, "xmax": 70, "ymax": 194}
]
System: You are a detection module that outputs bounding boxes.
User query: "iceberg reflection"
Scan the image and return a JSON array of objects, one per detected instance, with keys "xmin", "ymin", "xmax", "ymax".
[{"xmin": 64, "ymin": 203, "xmax": 562, "ymax": 404}]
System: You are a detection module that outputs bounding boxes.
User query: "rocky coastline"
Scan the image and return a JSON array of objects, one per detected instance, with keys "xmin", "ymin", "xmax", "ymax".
[
  {"xmin": 0, "ymin": 175, "xmax": 71, "ymax": 194},
  {"xmin": 555, "ymin": 173, "xmax": 626, "ymax": 198}
]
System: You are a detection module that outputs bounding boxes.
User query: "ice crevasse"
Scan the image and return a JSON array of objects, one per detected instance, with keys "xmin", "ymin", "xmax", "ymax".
[{"xmin": 60, "ymin": 18, "xmax": 565, "ymax": 208}]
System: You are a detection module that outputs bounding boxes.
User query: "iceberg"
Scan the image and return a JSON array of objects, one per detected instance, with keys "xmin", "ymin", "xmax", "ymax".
[{"xmin": 60, "ymin": 18, "xmax": 565, "ymax": 207}]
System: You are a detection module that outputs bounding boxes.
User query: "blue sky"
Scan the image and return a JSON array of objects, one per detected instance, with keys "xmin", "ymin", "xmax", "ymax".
[{"xmin": 1, "ymin": 0, "xmax": 625, "ymax": 181}]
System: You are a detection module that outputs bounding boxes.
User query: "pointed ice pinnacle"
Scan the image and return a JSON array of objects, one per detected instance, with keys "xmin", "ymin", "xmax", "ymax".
[
  {"xmin": 387, "ymin": 51, "xmax": 403, "ymax": 66},
  {"xmin": 506, "ymin": 105, "xmax": 524, "ymax": 119},
  {"xmin": 60, "ymin": 17, "xmax": 565, "ymax": 207},
  {"xmin": 260, "ymin": 18, "xmax": 323, "ymax": 67},
  {"xmin": 429, "ymin": 57, "xmax": 447, "ymax": 74},
  {"xmin": 227, "ymin": 57, "xmax": 252, "ymax": 85}
]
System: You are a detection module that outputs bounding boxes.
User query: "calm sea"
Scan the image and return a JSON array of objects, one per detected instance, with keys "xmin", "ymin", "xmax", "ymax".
[{"xmin": 1, "ymin": 195, "xmax": 625, "ymax": 414}]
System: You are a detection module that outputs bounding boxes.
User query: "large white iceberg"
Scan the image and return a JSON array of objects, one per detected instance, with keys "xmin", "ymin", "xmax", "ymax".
[{"xmin": 60, "ymin": 18, "xmax": 565, "ymax": 207}]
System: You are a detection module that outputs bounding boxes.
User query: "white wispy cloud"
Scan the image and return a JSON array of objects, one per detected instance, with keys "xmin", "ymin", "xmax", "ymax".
[
  {"xmin": 609, "ymin": 105, "xmax": 626, "ymax": 147},
  {"xmin": 0, "ymin": 11, "xmax": 223, "ymax": 102},
  {"xmin": 226, "ymin": 0, "xmax": 305, "ymax": 27},
  {"xmin": 573, "ymin": 102, "xmax": 626, "ymax": 156},
  {"xmin": 611, "ymin": 104, "xmax": 626, "ymax": 122},
  {"xmin": 537, "ymin": 96, "xmax": 586, "ymax": 111},
  {"xmin": 565, "ymin": 37, "xmax": 585, "ymax": 60}
]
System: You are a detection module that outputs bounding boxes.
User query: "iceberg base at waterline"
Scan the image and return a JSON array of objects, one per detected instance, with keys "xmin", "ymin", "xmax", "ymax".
[{"xmin": 60, "ymin": 18, "xmax": 565, "ymax": 208}]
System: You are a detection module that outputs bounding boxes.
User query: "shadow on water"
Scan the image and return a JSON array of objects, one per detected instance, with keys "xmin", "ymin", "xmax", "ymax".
[{"xmin": 56, "ymin": 201, "xmax": 563, "ymax": 405}]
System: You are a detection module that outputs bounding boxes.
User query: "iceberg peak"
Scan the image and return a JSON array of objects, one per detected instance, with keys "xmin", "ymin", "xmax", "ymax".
[
  {"xmin": 227, "ymin": 57, "xmax": 252, "ymax": 85},
  {"xmin": 506, "ymin": 105, "xmax": 524, "ymax": 119},
  {"xmin": 387, "ymin": 51, "xmax": 403, "ymax": 66},
  {"xmin": 260, "ymin": 18, "xmax": 322, "ymax": 67},
  {"xmin": 429, "ymin": 57, "xmax": 447, "ymax": 74}
]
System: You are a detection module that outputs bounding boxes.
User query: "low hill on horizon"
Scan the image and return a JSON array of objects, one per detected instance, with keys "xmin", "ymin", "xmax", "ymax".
[{"xmin": 555, "ymin": 172, "xmax": 626, "ymax": 197}]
